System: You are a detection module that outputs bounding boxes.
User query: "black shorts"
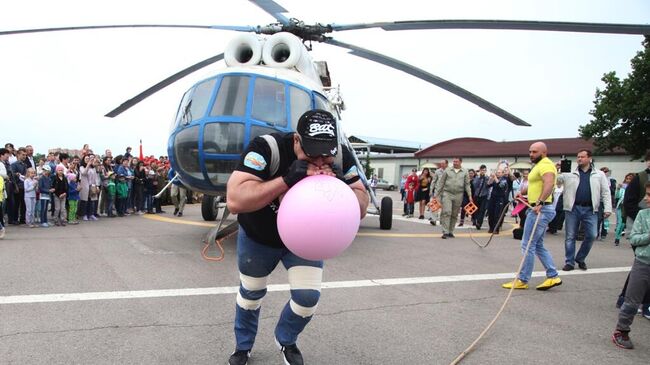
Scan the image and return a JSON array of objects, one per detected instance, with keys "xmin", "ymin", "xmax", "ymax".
[{"xmin": 416, "ymin": 190, "xmax": 430, "ymax": 202}]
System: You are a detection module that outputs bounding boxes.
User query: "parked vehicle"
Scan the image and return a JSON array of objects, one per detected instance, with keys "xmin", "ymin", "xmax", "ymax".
[{"xmin": 376, "ymin": 178, "xmax": 396, "ymax": 191}]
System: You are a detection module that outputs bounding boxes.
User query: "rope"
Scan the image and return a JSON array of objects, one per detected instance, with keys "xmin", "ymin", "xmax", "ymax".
[
  {"xmin": 449, "ymin": 198, "xmax": 538, "ymax": 365},
  {"xmin": 201, "ymin": 229, "xmax": 238, "ymax": 262},
  {"xmin": 467, "ymin": 200, "xmax": 513, "ymax": 248}
]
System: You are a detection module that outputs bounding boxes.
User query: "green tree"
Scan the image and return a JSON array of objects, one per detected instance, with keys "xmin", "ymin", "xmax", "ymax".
[
  {"xmin": 363, "ymin": 153, "xmax": 374, "ymax": 177},
  {"xmin": 579, "ymin": 35, "xmax": 650, "ymax": 159}
]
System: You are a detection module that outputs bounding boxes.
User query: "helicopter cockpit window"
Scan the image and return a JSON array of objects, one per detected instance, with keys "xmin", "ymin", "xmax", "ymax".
[
  {"xmin": 289, "ymin": 86, "xmax": 311, "ymax": 130},
  {"xmin": 173, "ymin": 125, "xmax": 202, "ymax": 180},
  {"xmin": 173, "ymin": 90, "xmax": 192, "ymax": 130},
  {"xmin": 210, "ymin": 75, "xmax": 249, "ymax": 117},
  {"xmin": 251, "ymin": 78, "xmax": 287, "ymax": 127},
  {"xmin": 203, "ymin": 123, "xmax": 245, "ymax": 154},
  {"xmin": 188, "ymin": 79, "xmax": 216, "ymax": 121}
]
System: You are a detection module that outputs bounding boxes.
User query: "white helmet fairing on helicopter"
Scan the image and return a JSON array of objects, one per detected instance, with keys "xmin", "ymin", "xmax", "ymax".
[{"xmin": 168, "ymin": 32, "xmax": 334, "ymax": 196}]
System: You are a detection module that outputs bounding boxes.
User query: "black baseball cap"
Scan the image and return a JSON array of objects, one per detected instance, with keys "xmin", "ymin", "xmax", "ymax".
[{"xmin": 296, "ymin": 109, "xmax": 338, "ymax": 157}]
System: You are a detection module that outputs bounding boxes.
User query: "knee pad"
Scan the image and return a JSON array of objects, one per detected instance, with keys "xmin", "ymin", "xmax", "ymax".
[
  {"xmin": 237, "ymin": 273, "xmax": 269, "ymax": 310},
  {"xmin": 289, "ymin": 290, "xmax": 320, "ymax": 318}
]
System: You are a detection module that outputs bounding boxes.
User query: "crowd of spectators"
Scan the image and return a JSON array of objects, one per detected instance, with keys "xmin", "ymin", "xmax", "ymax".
[
  {"xmin": 398, "ymin": 157, "xmax": 630, "ymax": 241},
  {"xmin": 0, "ymin": 142, "xmax": 190, "ymax": 237}
]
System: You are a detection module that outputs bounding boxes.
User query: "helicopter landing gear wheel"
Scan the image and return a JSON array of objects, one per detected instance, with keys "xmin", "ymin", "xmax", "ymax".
[
  {"xmin": 379, "ymin": 196, "xmax": 393, "ymax": 230},
  {"xmin": 201, "ymin": 195, "xmax": 220, "ymax": 221}
]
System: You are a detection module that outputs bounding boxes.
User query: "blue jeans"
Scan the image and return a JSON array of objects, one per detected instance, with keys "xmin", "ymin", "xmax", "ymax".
[
  {"xmin": 39, "ymin": 199, "xmax": 49, "ymax": 224},
  {"xmin": 234, "ymin": 228, "xmax": 323, "ymax": 351},
  {"xmin": 564, "ymin": 205, "xmax": 598, "ymax": 266},
  {"xmin": 518, "ymin": 205, "xmax": 559, "ymax": 283}
]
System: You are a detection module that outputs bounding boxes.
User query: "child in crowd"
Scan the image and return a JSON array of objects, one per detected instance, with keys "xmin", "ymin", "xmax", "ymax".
[
  {"xmin": 52, "ymin": 166, "xmax": 68, "ymax": 226},
  {"xmin": 405, "ymin": 181, "xmax": 416, "ymax": 218},
  {"xmin": 154, "ymin": 168, "xmax": 166, "ymax": 213},
  {"xmin": 144, "ymin": 169, "xmax": 156, "ymax": 214},
  {"xmin": 38, "ymin": 165, "xmax": 53, "ymax": 227},
  {"xmin": 612, "ymin": 181, "xmax": 650, "ymax": 349},
  {"xmin": 0, "ymin": 174, "xmax": 5, "ymax": 238},
  {"xmin": 67, "ymin": 174, "xmax": 81, "ymax": 224},
  {"xmin": 116, "ymin": 174, "xmax": 128, "ymax": 217},
  {"xmin": 106, "ymin": 172, "xmax": 116, "ymax": 217},
  {"xmin": 23, "ymin": 167, "xmax": 38, "ymax": 228}
]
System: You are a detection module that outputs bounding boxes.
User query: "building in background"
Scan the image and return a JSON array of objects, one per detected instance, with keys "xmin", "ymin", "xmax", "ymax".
[{"xmin": 360, "ymin": 137, "xmax": 646, "ymax": 186}]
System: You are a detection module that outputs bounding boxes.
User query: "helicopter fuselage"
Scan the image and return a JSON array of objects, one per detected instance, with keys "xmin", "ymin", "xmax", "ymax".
[{"xmin": 167, "ymin": 65, "xmax": 333, "ymax": 195}]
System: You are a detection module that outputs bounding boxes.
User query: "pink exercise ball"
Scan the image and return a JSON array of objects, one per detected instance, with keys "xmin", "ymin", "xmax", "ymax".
[{"xmin": 278, "ymin": 174, "xmax": 361, "ymax": 260}]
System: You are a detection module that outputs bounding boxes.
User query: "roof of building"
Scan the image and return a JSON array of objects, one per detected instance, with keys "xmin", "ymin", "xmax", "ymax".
[
  {"xmin": 414, "ymin": 137, "xmax": 626, "ymax": 158},
  {"xmin": 349, "ymin": 135, "xmax": 424, "ymax": 154}
]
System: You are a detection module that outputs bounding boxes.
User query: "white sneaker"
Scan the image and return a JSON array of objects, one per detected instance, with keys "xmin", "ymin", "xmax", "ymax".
[{"xmin": 0, "ymin": 228, "xmax": 5, "ymax": 239}]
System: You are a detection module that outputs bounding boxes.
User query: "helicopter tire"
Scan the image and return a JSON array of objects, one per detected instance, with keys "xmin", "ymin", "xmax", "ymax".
[
  {"xmin": 379, "ymin": 196, "xmax": 393, "ymax": 230},
  {"xmin": 201, "ymin": 195, "xmax": 219, "ymax": 221}
]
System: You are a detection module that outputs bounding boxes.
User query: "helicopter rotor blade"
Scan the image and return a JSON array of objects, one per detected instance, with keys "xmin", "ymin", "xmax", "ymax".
[
  {"xmin": 0, "ymin": 24, "xmax": 258, "ymax": 36},
  {"xmin": 105, "ymin": 53, "xmax": 224, "ymax": 118},
  {"xmin": 249, "ymin": 0, "xmax": 290, "ymax": 25},
  {"xmin": 324, "ymin": 38, "xmax": 530, "ymax": 127},
  {"xmin": 330, "ymin": 19, "xmax": 650, "ymax": 35}
]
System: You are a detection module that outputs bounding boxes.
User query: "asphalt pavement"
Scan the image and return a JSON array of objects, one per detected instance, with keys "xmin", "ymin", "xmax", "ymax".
[{"xmin": 1, "ymin": 191, "xmax": 648, "ymax": 364}]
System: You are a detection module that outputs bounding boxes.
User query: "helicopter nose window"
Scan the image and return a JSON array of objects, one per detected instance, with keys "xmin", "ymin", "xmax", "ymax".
[
  {"xmin": 249, "ymin": 125, "xmax": 281, "ymax": 141},
  {"xmin": 173, "ymin": 125, "xmax": 202, "ymax": 179},
  {"xmin": 203, "ymin": 123, "xmax": 245, "ymax": 154},
  {"xmin": 205, "ymin": 160, "xmax": 239, "ymax": 186},
  {"xmin": 251, "ymin": 77, "xmax": 287, "ymax": 127},
  {"xmin": 210, "ymin": 75, "xmax": 249, "ymax": 117}
]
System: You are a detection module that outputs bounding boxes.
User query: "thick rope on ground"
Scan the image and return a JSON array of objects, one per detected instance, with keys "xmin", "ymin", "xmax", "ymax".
[
  {"xmin": 449, "ymin": 199, "xmax": 538, "ymax": 364},
  {"xmin": 467, "ymin": 200, "xmax": 513, "ymax": 248}
]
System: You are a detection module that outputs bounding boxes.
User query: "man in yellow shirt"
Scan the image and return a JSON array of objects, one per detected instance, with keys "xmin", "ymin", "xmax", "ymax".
[{"xmin": 503, "ymin": 142, "xmax": 562, "ymax": 290}]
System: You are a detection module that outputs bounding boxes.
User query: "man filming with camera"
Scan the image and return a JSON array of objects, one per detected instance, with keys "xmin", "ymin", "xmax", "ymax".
[{"xmin": 557, "ymin": 149, "xmax": 612, "ymax": 271}]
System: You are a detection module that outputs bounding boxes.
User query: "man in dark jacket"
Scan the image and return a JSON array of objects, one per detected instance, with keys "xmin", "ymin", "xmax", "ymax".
[
  {"xmin": 10, "ymin": 147, "xmax": 28, "ymax": 224},
  {"xmin": 623, "ymin": 151, "xmax": 650, "ymax": 224}
]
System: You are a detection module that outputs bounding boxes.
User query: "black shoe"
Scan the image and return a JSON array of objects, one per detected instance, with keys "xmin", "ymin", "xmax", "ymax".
[
  {"xmin": 177, "ymin": 212, "xmax": 183, "ymax": 217},
  {"xmin": 447, "ymin": 233, "xmax": 455, "ymax": 238},
  {"xmin": 615, "ymin": 239, "xmax": 620, "ymax": 246},
  {"xmin": 487, "ymin": 229, "xmax": 493, "ymax": 234},
  {"xmin": 441, "ymin": 234, "xmax": 447, "ymax": 239},
  {"xmin": 173, "ymin": 208, "xmax": 179, "ymax": 216},
  {"xmin": 419, "ymin": 215, "xmax": 424, "ymax": 219},
  {"xmin": 577, "ymin": 261, "xmax": 587, "ymax": 270},
  {"xmin": 277, "ymin": 340, "xmax": 304, "ymax": 365},
  {"xmin": 228, "ymin": 350, "xmax": 250, "ymax": 365},
  {"xmin": 562, "ymin": 264, "xmax": 574, "ymax": 271},
  {"xmin": 430, "ymin": 220, "xmax": 436, "ymax": 226},
  {"xmin": 612, "ymin": 330, "xmax": 633, "ymax": 349},
  {"xmin": 475, "ymin": 225, "xmax": 481, "ymax": 230}
]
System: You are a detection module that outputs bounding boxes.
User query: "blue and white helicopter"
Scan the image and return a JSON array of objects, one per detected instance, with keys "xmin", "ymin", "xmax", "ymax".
[{"xmin": 4, "ymin": 0, "xmax": 649, "ymax": 243}]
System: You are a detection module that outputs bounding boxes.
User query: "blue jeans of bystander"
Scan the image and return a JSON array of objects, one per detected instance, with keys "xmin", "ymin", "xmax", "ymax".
[
  {"xmin": 518, "ymin": 205, "xmax": 558, "ymax": 283},
  {"xmin": 564, "ymin": 205, "xmax": 598, "ymax": 266}
]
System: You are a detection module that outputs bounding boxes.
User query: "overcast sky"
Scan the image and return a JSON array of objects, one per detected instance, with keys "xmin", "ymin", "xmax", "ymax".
[{"xmin": 1, "ymin": 0, "xmax": 648, "ymax": 157}]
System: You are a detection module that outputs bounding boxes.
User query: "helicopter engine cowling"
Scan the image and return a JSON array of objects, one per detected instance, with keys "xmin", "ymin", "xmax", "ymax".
[
  {"xmin": 224, "ymin": 34, "xmax": 264, "ymax": 66},
  {"xmin": 262, "ymin": 32, "xmax": 320, "ymax": 83}
]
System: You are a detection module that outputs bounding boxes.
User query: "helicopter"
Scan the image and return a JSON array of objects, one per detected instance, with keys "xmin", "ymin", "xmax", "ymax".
[{"xmin": 2, "ymin": 0, "xmax": 649, "ymax": 243}]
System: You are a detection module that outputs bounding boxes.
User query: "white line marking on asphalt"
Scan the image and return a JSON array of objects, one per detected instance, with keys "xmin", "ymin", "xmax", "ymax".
[{"xmin": 0, "ymin": 267, "xmax": 630, "ymax": 305}]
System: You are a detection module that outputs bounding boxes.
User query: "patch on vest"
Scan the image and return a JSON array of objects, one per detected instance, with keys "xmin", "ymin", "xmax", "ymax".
[
  {"xmin": 344, "ymin": 165, "xmax": 359, "ymax": 181},
  {"xmin": 243, "ymin": 152, "xmax": 267, "ymax": 171}
]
